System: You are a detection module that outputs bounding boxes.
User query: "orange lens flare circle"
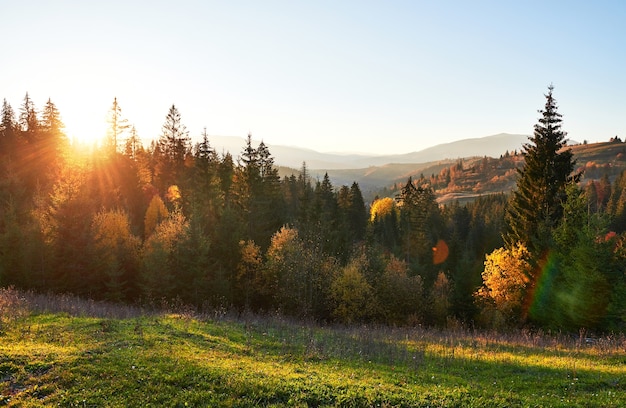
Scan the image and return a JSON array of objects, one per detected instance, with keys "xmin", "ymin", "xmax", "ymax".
[{"xmin": 432, "ymin": 239, "xmax": 449, "ymax": 265}]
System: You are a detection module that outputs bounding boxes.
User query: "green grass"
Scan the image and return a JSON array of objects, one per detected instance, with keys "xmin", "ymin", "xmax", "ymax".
[{"xmin": 0, "ymin": 290, "xmax": 624, "ymax": 407}]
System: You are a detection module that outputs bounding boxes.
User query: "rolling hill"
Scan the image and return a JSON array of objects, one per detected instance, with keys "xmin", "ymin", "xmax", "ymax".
[
  {"xmin": 319, "ymin": 140, "xmax": 626, "ymax": 204},
  {"xmin": 209, "ymin": 134, "xmax": 626, "ymax": 204}
]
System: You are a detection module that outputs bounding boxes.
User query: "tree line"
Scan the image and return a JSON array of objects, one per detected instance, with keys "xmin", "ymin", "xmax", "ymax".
[{"xmin": 0, "ymin": 89, "xmax": 625, "ymax": 330}]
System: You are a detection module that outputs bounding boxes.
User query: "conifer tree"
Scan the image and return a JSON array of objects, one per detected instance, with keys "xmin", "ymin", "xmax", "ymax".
[
  {"xmin": 105, "ymin": 97, "xmax": 130, "ymax": 154},
  {"xmin": 505, "ymin": 85, "xmax": 579, "ymax": 254},
  {"xmin": 18, "ymin": 92, "xmax": 38, "ymax": 142},
  {"xmin": 40, "ymin": 99, "xmax": 62, "ymax": 135},
  {"xmin": 33, "ymin": 98, "xmax": 67, "ymax": 191},
  {"xmin": 233, "ymin": 135, "xmax": 284, "ymax": 248},
  {"xmin": 396, "ymin": 176, "xmax": 441, "ymax": 267},
  {"xmin": 295, "ymin": 162, "xmax": 314, "ymax": 232},
  {"xmin": 218, "ymin": 152, "xmax": 235, "ymax": 203},
  {"xmin": 258, "ymin": 141, "xmax": 285, "ymax": 227},
  {"xmin": 159, "ymin": 104, "xmax": 190, "ymax": 162},
  {"xmin": 155, "ymin": 104, "xmax": 190, "ymax": 190},
  {"xmin": 233, "ymin": 133, "xmax": 259, "ymax": 239},
  {"xmin": 123, "ymin": 125, "xmax": 142, "ymax": 160},
  {"xmin": 190, "ymin": 127, "xmax": 221, "ymax": 232},
  {"xmin": 40, "ymin": 98, "xmax": 67, "ymax": 159},
  {"xmin": 348, "ymin": 182, "xmax": 367, "ymax": 241},
  {"xmin": 311, "ymin": 173, "xmax": 339, "ymax": 255},
  {"xmin": 0, "ymin": 99, "xmax": 18, "ymax": 149}
]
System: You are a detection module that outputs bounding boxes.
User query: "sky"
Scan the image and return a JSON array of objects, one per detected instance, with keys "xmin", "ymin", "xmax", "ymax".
[{"xmin": 1, "ymin": 0, "xmax": 625, "ymax": 155}]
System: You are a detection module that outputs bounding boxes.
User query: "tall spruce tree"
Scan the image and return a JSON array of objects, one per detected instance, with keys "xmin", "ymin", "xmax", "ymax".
[
  {"xmin": 19, "ymin": 92, "xmax": 39, "ymax": 142},
  {"xmin": 505, "ymin": 85, "xmax": 579, "ymax": 254},
  {"xmin": 105, "ymin": 97, "xmax": 130, "ymax": 154},
  {"xmin": 155, "ymin": 104, "xmax": 190, "ymax": 191},
  {"xmin": 190, "ymin": 127, "xmax": 221, "ymax": 233},
  {"xmin": 0, "ymin": 99, "xmax": 18, "ymax": 153},
  {"xmin": 123, "ymin": 125, "xmax": 142, "ymax": 160},
  {"xmin": 348, "ymin": 182, "xmax": 367, "ymax": 241},
  {"xmin": 40, "ymin": 98, "xmax": 67, "ymax": 156},
  {"xmin": 396, "ymin": 176, "xmax": 441, "ymax": 268},
  {"xmin": 159, "ymin": 104, "xmax": 190, "ymax": 163}
]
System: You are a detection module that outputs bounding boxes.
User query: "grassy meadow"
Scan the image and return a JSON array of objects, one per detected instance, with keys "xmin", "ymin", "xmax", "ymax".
[{"xmin": 0, "ymin": 288, "xmax": 624, "ymax": 407}]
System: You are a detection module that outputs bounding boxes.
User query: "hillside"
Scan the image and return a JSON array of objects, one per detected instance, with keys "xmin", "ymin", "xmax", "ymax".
[
  {"xmin": 1, "ymin": 289, "xmax": 624, "ymax": 407},
  {"xmin": 314, "ymin": 140, "xmax": 626, "ymax": 203}
]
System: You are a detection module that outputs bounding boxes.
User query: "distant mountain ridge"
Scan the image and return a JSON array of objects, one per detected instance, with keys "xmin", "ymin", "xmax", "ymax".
[
  {"xmin": 347, "ymin": 133, "xmax": 530, "ymax": 168},
  {"xmin": 205, "ymin": 134, "xmax": 626, "ymax": 204},
  {"xmin": 208, "ymin": 133, "xmax": 530, "ymax": 169}
]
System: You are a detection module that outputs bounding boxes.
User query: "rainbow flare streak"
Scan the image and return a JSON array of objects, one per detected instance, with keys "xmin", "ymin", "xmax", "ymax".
[{"xmin": 527, "ymin": 252, "xmax": 559, "ymax": 321}]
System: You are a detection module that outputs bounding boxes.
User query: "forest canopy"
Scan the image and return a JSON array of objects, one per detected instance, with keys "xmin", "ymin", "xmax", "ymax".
[{"xmin": 0, "ymin": 90, "xmax": 625, "ymax": 331}]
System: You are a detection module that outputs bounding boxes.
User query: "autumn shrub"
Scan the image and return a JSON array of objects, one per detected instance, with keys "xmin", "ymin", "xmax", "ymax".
[
  {"xmin": 429, "ymin": 271, "xmax": 452, "ymax": 327},
  {"xmin": 90, "ymin": 209, "xmax": 141, "ymax": 301},
  {"xmin": 475, "ymin": 243, "xmax": 532, "ymax": 326},
  {"xmin": 330, "ymin": 256, "xmax": 375, "ymax": 324},
  {"xmin": 140, "ymin": 210, "xmax": 190, "ymax": 299},
  {"xmin": 374, "ymin": 255, "xmax": 423, "ymax": 325},
  {"xmin": 236, "ymin": 239, "xmax": 263, "ymax": 310}
]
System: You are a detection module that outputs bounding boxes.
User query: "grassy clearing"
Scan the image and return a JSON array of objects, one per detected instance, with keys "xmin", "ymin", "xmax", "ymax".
[{"xmin": 0, "ymin": 288, "xmax": 624, "ymax": 407}]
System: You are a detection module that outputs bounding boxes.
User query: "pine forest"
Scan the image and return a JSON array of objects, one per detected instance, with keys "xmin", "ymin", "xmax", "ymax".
[{"xmin": 1, "ymin": 87, "xmax": 625, "ymax": 332}]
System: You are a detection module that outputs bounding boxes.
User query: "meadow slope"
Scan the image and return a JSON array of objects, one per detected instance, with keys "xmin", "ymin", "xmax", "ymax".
[{"xmin": 1, "ymin": 290, "xmax": 624, "ymax": 407}]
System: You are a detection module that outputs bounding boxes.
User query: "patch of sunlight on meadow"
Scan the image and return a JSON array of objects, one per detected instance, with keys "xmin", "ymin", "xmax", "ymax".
[
  {"xmin": 418, "ymin": 341, "xmax": 625, "ymax": 375},
  {"xmin": 2, "ymin": 295, "xmax": 624, "ymax": 407},
  {"xmin": 0, "ymin": 342, "xmax": 78, "ymax": 360}
]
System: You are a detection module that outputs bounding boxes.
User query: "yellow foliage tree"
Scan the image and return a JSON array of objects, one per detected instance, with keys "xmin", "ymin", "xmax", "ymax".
[
  {"xmin": 91, "ymin": 209, "xmax": 141, "ymax": 300},
  {"xmin": 144, "ymin": 195, "xmax": 169, "ymax": 238},
  {"xmin": 370, "ymin": 197, "xmax": 396, "ymax": 222},
  {"xmin": 166, "ymin": 185, "xmax": 182, "ymax": 204},
  {"xmin": 476, "ymin": 243, "xmax": 532, "ymax": 323},
  {"xmin": 264, "ymin": 226, "xmax": 303, "ymax": 308},
  {"xmin": 237, "ymin": 239, "xmax": 263, "ymax": 309},
  {"xmin": 331, "ymin": 257, "xmax": 374, "ymax": 324},
  {"xmin": 141, "ymin": 210, "xmax": 189, "ymax": 299}
]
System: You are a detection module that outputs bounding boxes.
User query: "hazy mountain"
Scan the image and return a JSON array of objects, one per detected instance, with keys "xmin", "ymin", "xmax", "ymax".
[
  {"xmin": 203, "ymin": 135, "xmax": 367, "ymax": 169},
  {"xmin": 359, "ymin": 133, "xmax": 530, "ymax": 167},
  {"xmin": 208, "ymin": 133, "xmax": 530, "ymax": 170}
]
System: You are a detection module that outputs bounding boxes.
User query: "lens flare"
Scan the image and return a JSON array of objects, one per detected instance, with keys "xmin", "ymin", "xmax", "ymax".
[
  {"xmin": 528, "ymin": 252, "xmax": 559, "ymax": 320},
  {"xmin": 433, "ymin": 239, "xmax": 449, "ymax": 265}
]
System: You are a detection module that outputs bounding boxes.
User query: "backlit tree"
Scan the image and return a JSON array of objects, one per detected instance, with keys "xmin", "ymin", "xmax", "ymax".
[
  {"xmin": 18, "ymin": 92, "xmax": 38, "ymax": 142},
  {"xmin": 105, "ymin": 97, "xmax": 130, "ymax": 154},
  {"xmin": 0, "ymin": 99, "xmax": 18, "ymax": 149},
  {"xmin": 505, "ymin": 85, "xmax": 579, "ymax": 254},
  {"xmin": 476, "ymin": 243, "xmax": 532, "ymax": 324},
  {"xmin": 155, "ymin": 104, "xmax": 191, "ymax": 190}
]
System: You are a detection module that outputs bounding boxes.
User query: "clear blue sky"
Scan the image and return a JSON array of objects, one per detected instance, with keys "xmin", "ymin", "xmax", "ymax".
[{"xmin": 1, "ymin": 0, "xmax": 625, "ymax": 154}]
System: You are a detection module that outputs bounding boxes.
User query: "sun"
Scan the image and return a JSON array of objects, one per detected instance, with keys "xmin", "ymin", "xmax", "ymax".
[{"xmin": 63, "ymin": 106, "xmax": 108, "ymax": 149}]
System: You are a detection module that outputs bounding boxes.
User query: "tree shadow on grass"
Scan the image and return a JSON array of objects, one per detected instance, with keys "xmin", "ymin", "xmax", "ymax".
[{"xmin": 89, "ymin": 319, "xmax": 624, "ymax": 407}]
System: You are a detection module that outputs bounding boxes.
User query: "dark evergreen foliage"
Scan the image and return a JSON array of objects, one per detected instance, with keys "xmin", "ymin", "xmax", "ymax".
[
  {"xmin": 0, "ymin": 92, "xmax": 623, "ymax": 330},
  {"xmin": 505, "ymin": 85, "xmax": 579, "ymax": 254},
  {"xmin": 105, "ymin": 97, "xmax": 130, "ymax": 154},
  {"xmin": 154, "ymin": 104, "xmax": 191, "ymax": 191}
]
